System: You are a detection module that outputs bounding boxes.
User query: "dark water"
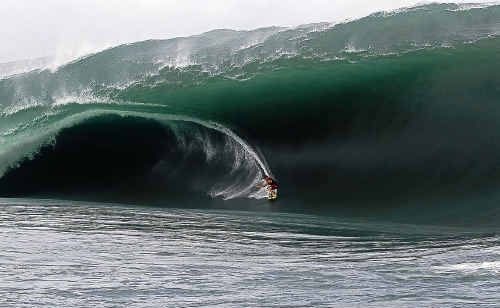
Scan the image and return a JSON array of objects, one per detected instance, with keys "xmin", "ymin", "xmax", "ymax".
[{"xmin": 1, "ymin": 198, "xmax": 499, "ymax": 307}]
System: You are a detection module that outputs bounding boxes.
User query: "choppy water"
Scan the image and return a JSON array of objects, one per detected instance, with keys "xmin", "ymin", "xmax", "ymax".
[{"xmin": 1, "ymin": 198, "xmax": 498, "ymax": 307}]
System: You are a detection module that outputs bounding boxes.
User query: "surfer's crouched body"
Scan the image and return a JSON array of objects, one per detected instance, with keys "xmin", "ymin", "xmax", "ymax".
[{"xmin": 257, "ymin": 176, "xmax": 278, "ymax": 200}]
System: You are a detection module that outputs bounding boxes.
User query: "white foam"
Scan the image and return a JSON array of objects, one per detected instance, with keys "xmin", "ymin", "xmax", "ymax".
[
  {"xmin": 451, "ymin": 2, "xmax": 500, "ymax": 11},
  {"xmin": 343, "ymin": 42, "xmax": 368, "ymax": 54},
  {"xmin": 52, "ymin": 94, "xmax": 108, "ymax": 107},
  {"xmin": 436, "ymin": 261, "xmax": 500, "ymax": 273},
  {"xmin": 1, "ymin": 98, "xmax": 45, "ymax": 116}
]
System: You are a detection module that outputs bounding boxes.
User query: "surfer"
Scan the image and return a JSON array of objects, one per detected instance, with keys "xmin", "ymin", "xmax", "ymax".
[{"xmin": 257, "ymin": 176, "xmax": 278, "ymax": 200}]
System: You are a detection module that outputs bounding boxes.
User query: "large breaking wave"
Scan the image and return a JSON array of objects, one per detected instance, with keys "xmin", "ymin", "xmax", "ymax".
[{"xmin": 1, "ymin": 3, "xmax": 500, "ymax": 222}]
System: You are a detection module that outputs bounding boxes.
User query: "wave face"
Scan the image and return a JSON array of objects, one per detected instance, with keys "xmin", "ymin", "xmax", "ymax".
[{"xmin": 1, "ymin": 3, "xmax": 500, "ymax": 222}]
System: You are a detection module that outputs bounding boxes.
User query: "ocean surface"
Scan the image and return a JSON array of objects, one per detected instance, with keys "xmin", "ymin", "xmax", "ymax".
[
  {"xmin": 1, "ymin": 3, "xmax": 500, "ymax": 306},
  {"xmin": 1, "ymin": 198, "xmax": 499, "ymax": 307}
]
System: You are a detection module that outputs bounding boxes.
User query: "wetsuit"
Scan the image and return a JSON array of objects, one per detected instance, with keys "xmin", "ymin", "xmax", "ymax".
[
  {"xmin": 268, "ymin": 181, "xmax": 278, "ymax": 191},
  {"xmin": 266, "ymin": 178, "xmax": 278, "ymax": 199}
]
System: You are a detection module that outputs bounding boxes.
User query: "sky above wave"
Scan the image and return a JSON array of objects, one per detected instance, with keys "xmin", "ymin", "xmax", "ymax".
[{"xmin": 0, "ymin": 0, "xmax": 492, "ymax": 63}]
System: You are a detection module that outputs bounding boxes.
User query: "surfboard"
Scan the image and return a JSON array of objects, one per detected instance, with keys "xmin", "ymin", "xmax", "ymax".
[{"xmin": 268, "ymin": 189, "xmax": 278, "ymax": 201}]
